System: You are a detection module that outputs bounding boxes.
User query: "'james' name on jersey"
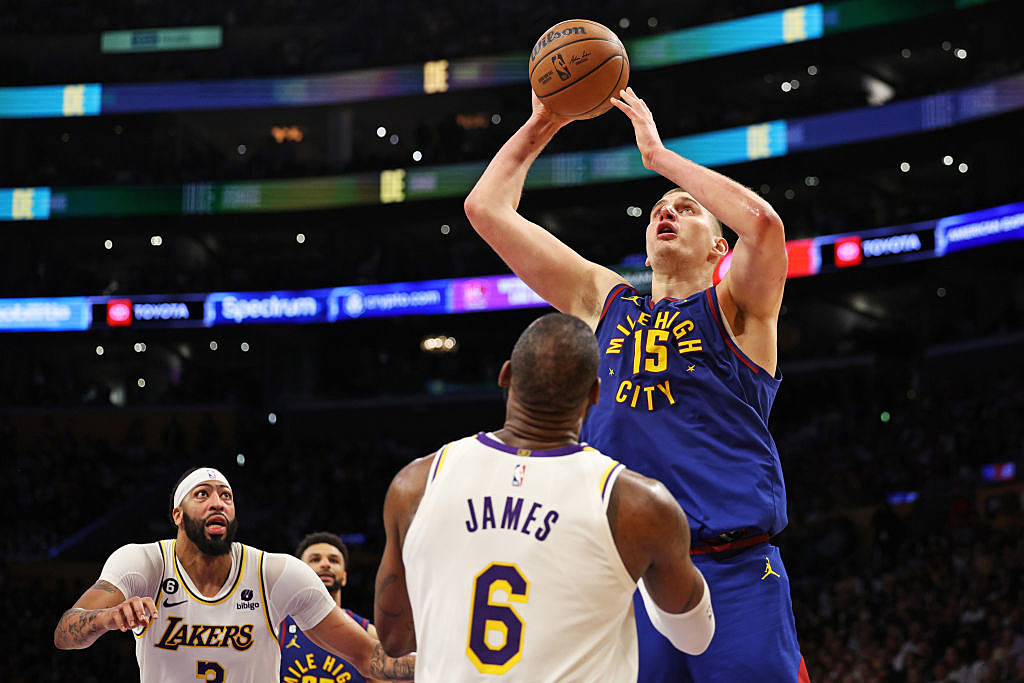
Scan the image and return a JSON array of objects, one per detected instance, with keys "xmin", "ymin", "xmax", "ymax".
[{"xmin": 464, "ymin": 496, "xmax": 559, "ymax": 540}]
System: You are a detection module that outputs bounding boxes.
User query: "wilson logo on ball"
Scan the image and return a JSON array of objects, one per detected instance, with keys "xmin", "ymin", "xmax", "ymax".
[{"xmin": 531, "ymin": 26, "xmax": 587, "ymax": 60}]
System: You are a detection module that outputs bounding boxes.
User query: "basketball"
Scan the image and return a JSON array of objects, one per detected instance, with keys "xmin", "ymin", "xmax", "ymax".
[{"xmin": 529, "ymin": 19, "xmax": 629, "ymax": 120}]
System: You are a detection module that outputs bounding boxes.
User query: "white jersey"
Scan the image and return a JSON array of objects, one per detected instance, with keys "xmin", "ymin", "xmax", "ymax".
[
  {"xmin": 99, "ymin": 540, "xmax": 336, "ymax": 683},
  {"xmin": 403, "ymin": 432, "xmax": 638, "ymax": 682}
]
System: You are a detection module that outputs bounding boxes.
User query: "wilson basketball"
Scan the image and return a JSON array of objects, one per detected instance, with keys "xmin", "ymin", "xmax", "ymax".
[{"xmin": 529, "ymin": 19, "xmax": 629, "ymax": 119}]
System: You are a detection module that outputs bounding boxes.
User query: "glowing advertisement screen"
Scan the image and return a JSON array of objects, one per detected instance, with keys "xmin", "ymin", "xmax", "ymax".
[
  {"xmin": 204, "ymin": 290, "xmax": 329, "ymax": 326},
  {"xmin": 6, "ymin": 71, "xmax": 1021, "ymax": 222},
  {"xmin": 100, "ymin": 26, "xmax": 222, "ymax": 54},
  {"xmin": 0, "ymin": 1, "xmax": 996, "ymax": 119},
  {"xmin": 0, "ymin": 201, "xmax": 1019, "ymax": 333},
  {"xmin": 93, "ymin": 294, "xmax": 207, "ymax": 329},
  {"xmin": 0, "ymin": 297, "xmax": 92, "ymax": 332},
  {"xmin": 934, "ymin": 202, "xmax": 1024, "ymax": 257},
  {"xmin": 328, "ymin": 281, "xmax": 450, "ymax": 320}
]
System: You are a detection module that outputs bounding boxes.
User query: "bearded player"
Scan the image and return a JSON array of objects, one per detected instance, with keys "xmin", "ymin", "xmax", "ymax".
[
  {"xmin": 54, "ymin": 467, "xmax": 414, "ymax": 682},
  {"xmin": 280, "ymin": 532, "xmax": 383, "ymax": 683}
]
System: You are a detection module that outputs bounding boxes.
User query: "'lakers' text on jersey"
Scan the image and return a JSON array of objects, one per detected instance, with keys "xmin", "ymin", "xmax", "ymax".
[
  {"xmin": 402, "ymin": 433, "xmax": 639, "ymax": 682},
  {"xmin": 279, "ymin": 612, "xmax": 370, "ymax": 683},
  {"xmin": 582, "ymin": 284, "xmax": 787, "ymax": 540}
]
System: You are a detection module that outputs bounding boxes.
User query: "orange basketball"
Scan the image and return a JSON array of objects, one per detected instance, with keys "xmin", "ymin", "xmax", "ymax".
[{"xmin": 529, "ymin": 19, "xmax": 629, "ymax": 120}]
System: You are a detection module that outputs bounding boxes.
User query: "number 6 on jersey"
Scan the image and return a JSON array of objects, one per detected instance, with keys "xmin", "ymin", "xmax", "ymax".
[{"xmin": 466, "ymin": 563, "xmax": 529, "ymax": 674}]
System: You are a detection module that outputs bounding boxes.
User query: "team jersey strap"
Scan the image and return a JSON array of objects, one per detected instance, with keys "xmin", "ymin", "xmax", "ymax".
[
  {"xmin": 344, "ymin": 609, "xmax": 371, "ymax": 631},
  {"xmin": 598, "ymin": 283, "xmax": 635, "ymax": 323},
  {"xmin": 705, "ymin": 287, "xmax": 762, "ymax": 374},
  {"xmin": 258, "ymin": 549, "xmax": 277, "ymax": 640},
  {"xmin": 426, "ymin": 442, "xmax": 453, "ymax": 487},
  {"xmin": 599, "ymin": 461, "xmax": 624, "ymax": 509},
  {"xmin": 135, "ymin": 541, "xmax": 168, "ymax": 639}
]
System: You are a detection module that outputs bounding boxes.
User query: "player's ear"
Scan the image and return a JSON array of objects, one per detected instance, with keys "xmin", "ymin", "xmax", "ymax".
[
  {"xmin": 589, "ymin": 378, "xmax": 601, "ymax": 406},
  {"xmin": 340, "ymin": 571, "xmax": 348, "ymax": 587},
  {"xmin": 497, "ymin": 360, "xmax": 512, "ymax": 387},
  {"xmin": 712, "ymin": 236, "xmax": 728, "ymax": 256},
  {"xmin": 171, "ymin": 506, "xmax": 183, "ymax": 528},
  {"xmin": 645, "ymin": 254, "xmax": 651, "ymax": 267}
]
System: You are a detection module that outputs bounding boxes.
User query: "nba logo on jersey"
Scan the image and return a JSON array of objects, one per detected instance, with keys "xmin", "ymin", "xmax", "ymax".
[{"xmin": 512, "ymin": 464, "xmax": 527, "ymax": 487}]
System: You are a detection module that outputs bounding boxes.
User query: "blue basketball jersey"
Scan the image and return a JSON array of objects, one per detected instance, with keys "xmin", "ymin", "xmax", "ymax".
[
  {"xmin": 279, "ymin": 610, "xmax": 370, "ymax": 683},
  {"xmin": 581, "ymin": 283, "xmax": 787, "ymax": 539}
]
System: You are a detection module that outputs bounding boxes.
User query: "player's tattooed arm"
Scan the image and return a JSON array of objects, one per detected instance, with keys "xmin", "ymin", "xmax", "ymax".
[
  {"xmin": 367, "ymin": 642, "xmax": 416, "ymax": 681},
  {"xmin": 55, "ymin": 607, "xmax": 108, "ymax": 649},
  {"xmin": 375, "ymin": 456, "xmax": 430, "ymax": 656},
  {"xmin": 374, "ymin": 574, "xmax": 413, "ymax": 628},
  {"xmin": 54, "ymin": 580, "xmax": 157, "ymax": 650}
]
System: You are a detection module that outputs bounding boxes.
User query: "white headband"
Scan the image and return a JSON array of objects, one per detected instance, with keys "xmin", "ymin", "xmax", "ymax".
[{"xmin": 173, "ymin": 467, "xmax": 232, "ymax": 508}]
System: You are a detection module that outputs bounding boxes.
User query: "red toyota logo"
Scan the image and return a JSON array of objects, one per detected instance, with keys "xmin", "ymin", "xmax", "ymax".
[
  {"xmin": 834, "ymin": 237, "xmax": 862, "ymax": 267},
  {"xmin": 107, "ymin": 299, "xmax": 133, "ymax": 326}
]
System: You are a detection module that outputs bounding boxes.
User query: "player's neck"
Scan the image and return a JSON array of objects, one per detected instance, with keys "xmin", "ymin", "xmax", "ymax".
[
  {"xmin": 329, "ymin": 589, "xmax": 342, "ymax": 608},
  {"xmin": 494, "ymin": 402, "xmax": 582, "ymax": 451},
  {"xmin": 650, "ymin": 268, "xmax": 712, "ymax": 303},
  {"xmin": 174, "ymin": 537, "xmax": 233, "ymax": 597}
]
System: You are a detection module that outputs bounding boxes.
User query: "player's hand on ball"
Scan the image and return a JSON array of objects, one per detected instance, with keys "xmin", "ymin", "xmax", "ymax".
[
  {"xmin": 531, "ymin": 90, "xmax": 574, "ymax": 128},
  {"xmin": 611, "ymin": 87, "xmax": 666, "ymax": 169},
  {"xmin": 103, "ymin": 596, "xmax": 159, "ymax": 631}
]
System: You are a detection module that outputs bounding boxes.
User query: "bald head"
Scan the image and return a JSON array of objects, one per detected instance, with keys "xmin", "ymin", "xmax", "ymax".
[{"xmin": 508, "ymin": 313, "xmax": 599, "ymax": 412}]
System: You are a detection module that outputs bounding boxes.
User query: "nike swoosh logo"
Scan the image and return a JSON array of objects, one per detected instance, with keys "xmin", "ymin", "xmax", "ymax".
[{"xmin": 163, "ymin": 599, "xmax": 187, "ymax": 607}]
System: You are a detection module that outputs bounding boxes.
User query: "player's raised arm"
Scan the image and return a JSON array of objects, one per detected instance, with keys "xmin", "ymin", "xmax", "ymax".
[
  {"xmin": 608, "ymin": 471, "xmax": 715, "ymax": 654},
  {"xmin": 373, "ymin": 455, "xmax": 432, "ymax": 656},
  {"xmin": 464, "ymin": 92, "xmax": 627, "ymax": 329},
  {"xmin": 612, "ymin": 87, "xmax": 787, "ymax": 323},
  {"xmin": 54, "ymin": 580, "xmax": 157, "ymax": 649}
]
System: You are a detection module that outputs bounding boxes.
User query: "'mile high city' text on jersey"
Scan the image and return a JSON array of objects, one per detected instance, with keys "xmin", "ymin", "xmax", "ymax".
[
  {"xmin": 582, "ymin": 284, "xmax": 787, "ymax": 540},
  {"xmin": 402, "ymin": 432, "xmax": 638, "ymax": 682},
  {"xmin": 279, "ymin": 611, "xmax": 371, "ymax": 683},
  {"xmin": 99, "ymin": 540, "xmax": 336, "ymax": 683}
]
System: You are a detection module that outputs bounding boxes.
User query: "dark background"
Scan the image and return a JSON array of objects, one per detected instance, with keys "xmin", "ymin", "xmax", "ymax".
[{"xmin": 2, "ymin": 1, "xmax": 1022, "ymax": 681}]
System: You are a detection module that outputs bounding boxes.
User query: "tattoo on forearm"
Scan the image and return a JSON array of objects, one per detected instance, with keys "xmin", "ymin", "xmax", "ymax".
[
  {"xmin": 374, "ymin": 574, "xmax": 404, "ymax": 619},
  {"xmin": 55, "ymin": 608, "xmax": 107, "ymax": 648},
  {"xmin": 90, "ymin": 581, "xmax": 119, "ymax": 594},
  {"xmin": 368, "ymin": 642, "xmax": 416, "ymax": 680}
]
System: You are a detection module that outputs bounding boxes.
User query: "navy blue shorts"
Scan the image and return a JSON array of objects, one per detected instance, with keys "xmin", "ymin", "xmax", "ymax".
[{"xmin": 634, "ymin": 543, "xmax": 808, "ymax": 682}]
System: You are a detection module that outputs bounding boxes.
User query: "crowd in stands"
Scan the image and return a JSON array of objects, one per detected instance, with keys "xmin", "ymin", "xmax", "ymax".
[{"xmin": 3, "ymin": 337, "xmax": 1022, "ymax": 680}]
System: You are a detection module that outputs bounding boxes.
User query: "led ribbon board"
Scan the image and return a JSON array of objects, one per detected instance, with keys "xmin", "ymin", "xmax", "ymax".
[
  {"xmin": 0, "ymin": 1, "xmax": 997, "ymax": 119},
  {"xmin": 5, "ymin": 72, "xmax": 1022, "ymax": 221},
  {"xmin": 1, "ymin": 201, "xmax": 1021, "ymax": 332}
]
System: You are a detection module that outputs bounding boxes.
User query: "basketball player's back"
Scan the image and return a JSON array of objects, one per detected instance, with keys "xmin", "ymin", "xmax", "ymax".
[{"xmin": 402, "ymin": 432, "xmax": 637, "ymax": 682}]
